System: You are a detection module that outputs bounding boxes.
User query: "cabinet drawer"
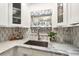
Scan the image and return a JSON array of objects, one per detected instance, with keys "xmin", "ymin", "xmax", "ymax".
[
  {"xmin": 31, "ymin": 49, "xmax": 51, "ymax": 56},
  {"xmin": 17, "ymin": 47, "xmax": 32, "ymax": 56}
]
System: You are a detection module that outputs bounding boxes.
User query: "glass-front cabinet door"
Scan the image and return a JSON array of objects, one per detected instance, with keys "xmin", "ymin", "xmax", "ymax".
[
  {"xmin": 57, "ymin": 3, "xmax": 63, "ymax": 23},
  {"xmin": 9, "ymin": 3, "xmax": 22, "ymax": 27},
  {"xmin": 9, "ymin": 3, "xmax": 30, "ymax": 27},
  {"xmin": 13, "ymin": 3, "xmax": 21, "ymax": 24},
  {"xmin": 57, "ymin": 3, "xmax": 68, "ymax": 27}
]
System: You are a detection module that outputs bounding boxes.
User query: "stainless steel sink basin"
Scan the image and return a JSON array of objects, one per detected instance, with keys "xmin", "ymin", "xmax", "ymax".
[{"xmin": 24, "ymin": 40, "xmax": 48, "ymax": 47}]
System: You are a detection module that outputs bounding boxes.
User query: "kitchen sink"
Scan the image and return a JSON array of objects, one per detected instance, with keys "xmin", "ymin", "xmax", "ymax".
[{"xmin": 24, "ymin": 40, "xmax": 48, "ymax": 47}]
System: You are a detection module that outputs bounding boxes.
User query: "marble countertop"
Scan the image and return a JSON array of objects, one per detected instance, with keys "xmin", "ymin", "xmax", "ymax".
[{"xmin": 0, "ymin": 39, "xmax": 79, "ymax": 56}]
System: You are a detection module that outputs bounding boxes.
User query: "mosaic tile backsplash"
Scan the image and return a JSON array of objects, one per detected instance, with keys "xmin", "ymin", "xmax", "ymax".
[
  {"xmin": 54, "ymin": 26, "xmax": 79, "ymax": 47},
  {"xmin": 0, "ymin": 27, "xmax": 28, "ymax": 42},
  {"xmin": 0, "ymin": 26, "xmax": 79, "ymax": 47}
]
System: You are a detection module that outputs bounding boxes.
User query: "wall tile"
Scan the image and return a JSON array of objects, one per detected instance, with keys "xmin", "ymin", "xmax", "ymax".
[
  {"xmin": 54, "ymin": 26, "xmax": 79, "ymax": 47},
  {"xmin": 0, "ymin": 27, "xmax": 28, "ymax": 42}
]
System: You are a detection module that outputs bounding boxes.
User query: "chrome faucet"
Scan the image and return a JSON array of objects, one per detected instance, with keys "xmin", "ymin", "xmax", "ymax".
[{"xmin": 37, "ymin": 27, "xmax": 40, "ymax": 40}]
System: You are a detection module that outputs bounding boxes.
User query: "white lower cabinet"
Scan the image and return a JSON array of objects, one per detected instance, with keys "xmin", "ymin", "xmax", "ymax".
[
  {"xmin": 17, "ymin": 47, "xmax": 51, "ymax": 56},
  {"xmin": 0, "ymin": 46, "xmax": 18, "ymax": 56},
  {"xmin": 31, "ymin": 49, "xmax": 51, "ymax": 56},
  {"xmin": 0, "ymin": 46, "xmax": 68, "ymax": 56},
  {"xmin": 0, "ymin": 48, "xmax": 14, "ymax": 56},
  {"xmin": 17, "ymin": 47, "xmax": 32, "ymax": 56},
  {"xmin": 17, "ymin": 47, "xmax": 66, "ymax": 56}
]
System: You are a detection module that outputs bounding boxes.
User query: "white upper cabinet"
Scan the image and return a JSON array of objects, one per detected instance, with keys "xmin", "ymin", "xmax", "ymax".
[
  {"xmin": 1, "ymin": 3, "xmax": 79, "ymax": 27},
  {"xmin": 56, "ymin": 3, "xmax": 79, "ymax": 27},
  {"xmin": 55, "ymin": 3, "xmax": 68, "ymax": 27},
  {"xmin": 0, "ymin": 3, "xmax": 9, "ymax": 27},
  {"xmin": 8, "ymin": 3, "xmax": 21, "ymax": 27},
  {"xmin": 21, "ymin": 4, "xmax": 31, "ymax": 28},
  {"xmin": 9, "ymin": 3, "xmax": 31, "ymax": 27},
  {"xmin": 67, "ymin": 3, "xmax": 79, "ymax": 25},
  {"xmin": 0, "ymin": 3, "xmax": 31, "ymax": 27}
]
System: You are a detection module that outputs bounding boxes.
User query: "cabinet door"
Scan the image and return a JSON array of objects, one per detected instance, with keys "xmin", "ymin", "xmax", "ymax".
[
  {"xmin": 31, "ymin": 49, "xmax": 51, "ymax": 56},
  {"xmin": 57, "ymin": 3, "xmax": 68, "ymax": 27},
  {"xmin": 17, "ymin": 47, "xmax": 51, "ymax": 56},
  {"xmin": 8, "ymin": 3, "xmax": 22, "ymax": 27},
  {"xmin": 9, "ymin": 3, "xmax": 31, "ymax": 27},
  {"xmin": 21, "ymin": 4, "xmax": 31, "ymax": 28},
  {"xmin": 0, "ymin": 3, "xmax": 8, "ymax": 26},
  {"xmin": 68, "ymin": 3, "xmax": 79, "ymax": 25},
  {"xmin": 17, "ymin": 47, "xmax": 32, "ymax": 56}
]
